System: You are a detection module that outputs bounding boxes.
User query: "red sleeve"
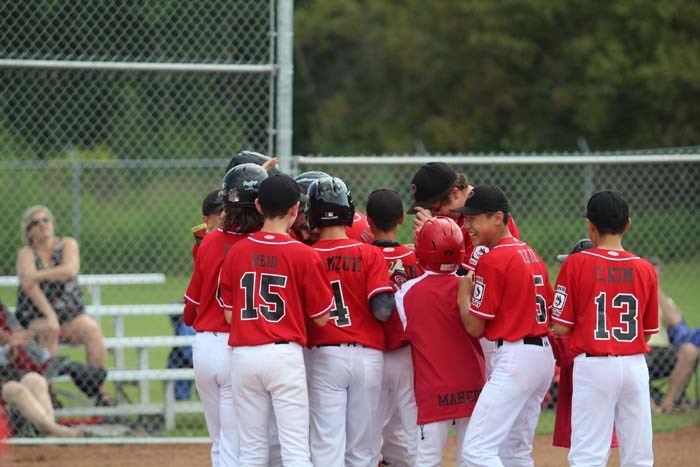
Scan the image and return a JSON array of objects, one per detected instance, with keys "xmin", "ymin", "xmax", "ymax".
[
  {"xmin": 507, "ymin": 216, "xmax": 521, "ymax": 240},
  {"xmin": 551, "ymin": 260, "xmax": 575, "ymax": 327},
  {"xmin": 469, "ymin": 258, "xmax": 503, "ymax": 320},
  {"xmin": 184, "ymin": 254, "xmax": 204, "ymax": 306},
  {"xmin": 642, "ymin": 267, "xmax": 659, "ymax": 334},
  {"xmin": 303, "ymin": 250, "xmax": 335, "ymax": 319},
  {"xmin": 218, "ymin": 253, "xmax": 235, "ymax": 310},
  {"xmin": 365, "ymin": 247, "xmax": 394, "ymax": 300},
  {"xmin": 182, "ymin": 301, "xmax": 197, "ymax": 327}
]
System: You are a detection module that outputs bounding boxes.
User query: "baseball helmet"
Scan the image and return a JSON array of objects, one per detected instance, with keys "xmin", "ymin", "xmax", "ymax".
[
  {"xmin": 556, "ymin": 238, "xmax": 594, "ymax": 262},
  {"xmin": 414, "ymin": 216, "xmax": 465, "ymax": 273},
  {"xmin": 225, "ymin": 150, "xmax": 281, "ymax": 175},
  {"xmin": 220, "ymin": 163, "xmax": 269, "ymax": 208},
  {"xmin": 295, "ymin": 171, "xmax": 330, "ymax": 209},
  {"xmin": 306, "ymin": 176, "xmax": 355, "ymax": 229}
]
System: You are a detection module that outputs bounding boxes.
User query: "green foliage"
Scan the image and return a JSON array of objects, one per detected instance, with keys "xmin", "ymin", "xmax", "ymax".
[{"xmin": 294, "ymin": 0, "xmax": 700, "ymax": 153}]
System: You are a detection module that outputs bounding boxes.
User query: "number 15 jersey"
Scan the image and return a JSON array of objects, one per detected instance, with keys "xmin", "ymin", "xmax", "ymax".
[
  {"xmin": 219, "ymin": 231, "xmax": 335, "ymax": 347},
  {"xmin": 551, "ymin": 249, "xmax": 659, "ymax": 357}
]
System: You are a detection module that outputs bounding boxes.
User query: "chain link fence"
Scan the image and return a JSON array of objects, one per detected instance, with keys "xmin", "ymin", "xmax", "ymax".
[{"xmin": 1, "ymin": 0, "xmax": 697, "ymax": 445}]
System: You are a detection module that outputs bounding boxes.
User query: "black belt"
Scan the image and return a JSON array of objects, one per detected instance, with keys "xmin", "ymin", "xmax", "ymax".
[
  {"xmin": 585, "ymin": 353, "xmax": 620, "ymax": 357},
  {"xmin": 316, "ymin": 343, "xmax": 360, "ymax": 348},
  {"xmin": 496, "ymin": 336, "xmax": 544, "ymax": 348},
  {"xmin": 274, "ymin": 341, "xmax": 289, "ymax": 345}
]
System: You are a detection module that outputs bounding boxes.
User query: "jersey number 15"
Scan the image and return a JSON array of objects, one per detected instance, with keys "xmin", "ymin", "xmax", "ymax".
[{"xmin": 240, "ymin": 272, "xmax": 287, "ymax": 322}]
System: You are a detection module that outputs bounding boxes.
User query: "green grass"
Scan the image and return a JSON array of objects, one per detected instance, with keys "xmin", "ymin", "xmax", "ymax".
[{"xmin": 1, "ymin": 267, "xmax": 699, "ymax": 435}]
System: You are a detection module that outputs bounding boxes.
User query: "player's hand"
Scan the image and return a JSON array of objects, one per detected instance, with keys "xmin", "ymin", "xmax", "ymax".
[
  {"xmin": 262, "ymin": 157, "xmax": 279, "ymax": 172},
  {"xmin": 413, "ymin": 207, "xmax": 432, "ymax": 231},
  {"xmin": 7, "ymin": 329, "xmax": 34, "ymax": 347}
]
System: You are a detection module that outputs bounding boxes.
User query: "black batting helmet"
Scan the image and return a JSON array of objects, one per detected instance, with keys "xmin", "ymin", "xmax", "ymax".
[
  {"xmin": 225, "ymin": 150, "xmax": 281, "ymax": 176},
  {"xmin": 221, "ymin": 163, "xmax": 268, "ymax": 208},
  {"xmin": 294, "ymin": 171, "xmax": 330, "ymax": 209},
  {"xmin": 306, "ymin": 176, "xmax": 355, "ymax": 229}
]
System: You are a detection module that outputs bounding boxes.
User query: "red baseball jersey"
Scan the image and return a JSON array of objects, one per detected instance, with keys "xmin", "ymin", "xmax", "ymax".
[
  {"xmin": 184, "ymin": 228, "xmax": 249, "ymax": 332},
  {"xmin": 551, "ymin": 249, "xmax": 659, "ymax": 357},
  {"xmin": 308, "ymin": 238, "xmax": 394, "ymax": 350},
  {"xmin": 469, "ymin": 237, "xmax": 552, "ymax": 341},
  {"xmin": 460, "ymin": 216, "xmax": 521, "ymax": 271},
  {"xmin": 374, "ymin": 242, "xmax": 422, "ymax": 351},
  {"xmin": 219, "ymin": 231, "xmax": 335, "ymax": 347},
  {"xmin": 191, "ymin": 223, "xmax": 207, "ymax": 261},
  {"xmin": 397, "ymin": 272, "xmax": 485, "ymax": 424},
  {"xmin": 345, "ymin": 211, "xmax": 375, "ymax": 244}
]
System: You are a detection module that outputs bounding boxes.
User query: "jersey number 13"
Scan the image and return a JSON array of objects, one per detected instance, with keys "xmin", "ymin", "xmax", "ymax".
[{"xmin": 594, "ymin": 292, "xmax": 638, "ymax": 342}]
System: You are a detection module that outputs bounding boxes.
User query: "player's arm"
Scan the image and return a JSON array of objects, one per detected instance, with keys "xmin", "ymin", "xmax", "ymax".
[
  {"xmin": 313, "ymin": 313, "xmax": 330, "ymax": 327},
  {"xmin": 464, "ymin": 315, "xmax": 486, "ymax": 338},
  {"xmin": 552, "ymin": 323, "xmax": 571, "ymax": 336},
  {"xmin": 457, "ymin": 272, "xmax": 475, "ymax": 329},
  {"xmin": 182, "ymin": 301, "xmax": 198, "ymax": 327},
  {"xmin": 412, "ymin": 207, "xmax": 432, "ymax": 232},
  {"xmin": 370, "ymin": 292, "xmax": 395, "ymax": 322},
  {"xmin": 642, "ymin": 268, "xmax": 660, "ymax": 342}
]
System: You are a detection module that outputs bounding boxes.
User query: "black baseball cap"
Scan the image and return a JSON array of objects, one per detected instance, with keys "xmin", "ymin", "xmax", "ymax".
[
  {"xmin": 367, "ymin": 189, "xmax": 404, "ymax": 229},
  {"xmin": 202, "ymin": 190, "xmax": 223, "ymax": 216},
  {"xmin": 451, "ymin": 184, "xmax": 509, "ymax": 215},
  {"xmin": 556, "ymin": 238, "xmax": 594, "ymax": 262},
  {"xmin": 408, "ymin": 162, "xmax": 457, "ymax": 213},
  {"xmin": 258, "ymin": 174, "xmax": 301, "ymax": 212},
  {"xmin": 585, "ymin": 191, "xmax": 629, "ymax": 232}
]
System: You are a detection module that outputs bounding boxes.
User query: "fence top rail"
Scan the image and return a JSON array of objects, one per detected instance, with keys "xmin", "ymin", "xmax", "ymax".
[
  {"xmin": 294, "ymin": 154, "xmax": 700, "ymax": 166},
  {"xmin": 0, "ymin": 58, "xmax": 275, "ymax": 74},
  {"xmin": 0, "ymin": 273, "xmax": 165, "ymax": 287}
]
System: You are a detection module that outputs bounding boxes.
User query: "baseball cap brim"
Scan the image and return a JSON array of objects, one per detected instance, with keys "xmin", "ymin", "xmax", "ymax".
[
  {"xmin": 556, "ymin": 254, "xmax": 570, "ymax": 262},
  {"xmin": 451, "ymin": 206, "xmax": 489, "ymax": 215}
]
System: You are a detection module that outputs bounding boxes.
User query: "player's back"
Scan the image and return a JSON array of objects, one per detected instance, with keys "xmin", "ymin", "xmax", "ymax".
[
  {"xmin": 552, "ymin": 248, "xmax": 659, "ymax": 357},
  {"xmin": 398, "ymin": 272, "xmax": 485, "ymax": 423},
  {"xmin": 473, "ymin": 237, "xmax": 551, "ymax": 341},
  {"xmin": 220, "ymin": 231, "xmax": 334, "ymax": 347},
  {"xmin": 185, "ymin": 228, "xmax": 249, "ymax": 332},
  {"xmin": 309, "ymin": 238, "xmax": 393, "ymax": 350}
]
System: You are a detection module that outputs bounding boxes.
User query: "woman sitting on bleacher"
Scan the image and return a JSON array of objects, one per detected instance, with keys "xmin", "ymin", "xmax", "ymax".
[
  {"xmin": 15, "ymin": 205, "xmax": 114, "ymax": 406},
  {"xmin": 0, "ymin": 326, "xmax": 84, "ymax": 437}
]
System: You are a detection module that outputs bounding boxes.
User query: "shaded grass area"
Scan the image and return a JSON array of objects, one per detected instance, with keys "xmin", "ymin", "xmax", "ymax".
[{"xmin": 1, "ymin": 266, "xmax": 698, "ymax": 435}]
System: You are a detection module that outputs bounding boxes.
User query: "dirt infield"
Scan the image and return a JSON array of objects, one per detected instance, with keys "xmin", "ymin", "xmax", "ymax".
[{"xmin": 7, "ymin": 427, "xmax": 699, "ymax": 466}]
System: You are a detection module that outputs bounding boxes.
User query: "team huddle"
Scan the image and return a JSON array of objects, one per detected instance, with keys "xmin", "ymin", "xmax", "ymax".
[{"xmin": 184, "ymin": 154, "xmax": 658, "ymax": 467}]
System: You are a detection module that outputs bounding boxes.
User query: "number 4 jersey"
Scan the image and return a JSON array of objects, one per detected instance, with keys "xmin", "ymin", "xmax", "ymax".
[
  {"xmin": 219, "ymin": 231, "xmax": 335, "ymax": 347},
  {"xmin": 308, "ymin": 238, "xmax": 394, "ymax": 350},
  {"xmin": 551, "ymin": 248, "xmax": 659, "ymax": 357}
]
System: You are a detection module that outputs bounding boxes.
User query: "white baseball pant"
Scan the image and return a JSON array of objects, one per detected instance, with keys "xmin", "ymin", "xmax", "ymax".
[
  {"xmin": 569, "ymin": 353, "xmax": 653, "ymax": 467},
  {"xmin": 377, "ymin": 345, "xmax": 418, "ymax": 467},
  {"xmin": 417, "ymin": 418, "xmax": 470, "ymax": 467},
  {"xmin": 308, "ymin": 344, "xmax": 384, "ymax": 467},
  {"xmin": 231, "ymin": 342, "xmax": 312, "ymax": 467},
  {"xmin": 461, "ymin": 337, "xmax": 555, "ymax": 467},
  {"xmin": 193, "ymin": 331, "xmax": 237, "ymax": 467}
]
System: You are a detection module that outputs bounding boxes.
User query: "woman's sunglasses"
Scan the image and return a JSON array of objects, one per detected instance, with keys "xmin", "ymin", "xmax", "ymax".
[{"xmin": 28, "ymin": 217, "xmax": 51, "ymax": 229}]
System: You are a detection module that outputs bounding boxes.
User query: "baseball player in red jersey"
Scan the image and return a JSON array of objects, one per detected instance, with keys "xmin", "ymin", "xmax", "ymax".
[
  {"xmin": 398, "ymin": 216, "xmax": 486, "ymax": 467},
  {"xmin": 190, "ymin": 190, "xmax": 225, "ymax": 261},
  {"xmin": 292, "ymin": 170, "xmax": 375, "ymax": 245},
  {"xmin": 550, "ymin": 239, "xmax": 619, "ymax": 452},
  {"xmin": 409, "ymin": 162, "xmax": 520, "ymax": 377},
  {"xmin": 219, "ymin": 174, "xmax": 335, "ymax": 467},
  {"xmin": 455, "ymin": 185, "xmax": 554, "ymax": 467},
  {"xmin": 183, "ymin": 164, "xmax": 267, "ymax": 467},
  {"xmin": 552, "ymin": 191, "xmax": 658, "ymax": 467},
  {"xmin": 366, "ymin": 188, "xmax": 422, "ymax": 467},
  {"xmin": 304, "ymin": 176, "xmax": 395, "ymax": 467}
]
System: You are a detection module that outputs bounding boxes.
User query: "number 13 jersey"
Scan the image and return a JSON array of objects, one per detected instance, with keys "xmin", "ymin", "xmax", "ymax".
[{"xmin": 551, "ymin": 248, "xmax": 659, "ymax": 357}]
